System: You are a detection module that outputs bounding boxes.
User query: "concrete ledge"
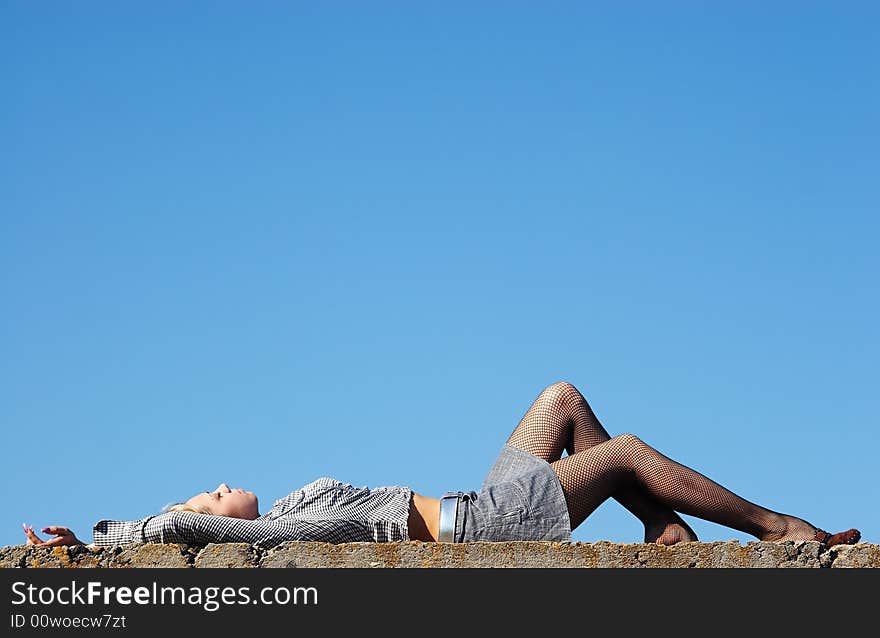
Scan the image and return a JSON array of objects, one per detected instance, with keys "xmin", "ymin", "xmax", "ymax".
[{"xmin": 1, "ymin": 541, "xmax": 877, "ymax": 568}]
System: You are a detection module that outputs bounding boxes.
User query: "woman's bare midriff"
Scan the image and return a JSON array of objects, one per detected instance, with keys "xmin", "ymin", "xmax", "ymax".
[{"xmin": 407, "ymin": 492, "xmax": 441, "ymax": 541}]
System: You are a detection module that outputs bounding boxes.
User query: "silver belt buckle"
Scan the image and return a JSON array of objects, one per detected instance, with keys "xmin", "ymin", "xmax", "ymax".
[{"xmin": 438, "ymin": 492, "xmax": 459, "ymax": 542}]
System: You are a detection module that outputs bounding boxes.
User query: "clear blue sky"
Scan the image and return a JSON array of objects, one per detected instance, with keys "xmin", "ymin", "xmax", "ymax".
[{"xmin": 3, "ymin": 2, "xmax": 877, "ymax": 549}]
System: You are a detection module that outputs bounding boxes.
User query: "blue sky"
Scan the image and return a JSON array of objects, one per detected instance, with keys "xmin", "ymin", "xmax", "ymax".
[{"xmin": 2, "ymin": 2, "xmax": 877, "ymax": 549}]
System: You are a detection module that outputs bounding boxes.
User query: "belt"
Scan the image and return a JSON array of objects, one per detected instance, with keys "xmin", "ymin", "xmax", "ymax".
[{"xmin": 438, "ymin": 491, "xmax": 461, "ymax": 542}]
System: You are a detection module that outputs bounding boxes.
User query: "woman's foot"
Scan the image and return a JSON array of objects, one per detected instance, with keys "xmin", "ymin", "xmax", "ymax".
[
  {"xmin": 760, "ymin": 515, "xmax": 861, "ymax": 545},
  {"xmin": 813, "ymin": 528, "xmax": 861, "ymax": 546},
  {"xmin": 645, "ymin": 513, "xmax": 699, "ymax": 546}
]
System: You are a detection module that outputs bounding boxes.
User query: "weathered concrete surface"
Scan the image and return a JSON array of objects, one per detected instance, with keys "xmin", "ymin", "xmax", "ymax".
[{"xmin": 1, "ymin": 541, "xmax": 877, "ymax": 568}]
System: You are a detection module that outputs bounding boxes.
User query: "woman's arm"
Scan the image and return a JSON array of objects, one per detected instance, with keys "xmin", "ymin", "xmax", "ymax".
[
  {"xmin": 25, "ymin": 512, "xmax": 376, "ymax": 549},
  {"xmin": 142, "ymin": 511, "xmax": 375, "ymax": 549}
]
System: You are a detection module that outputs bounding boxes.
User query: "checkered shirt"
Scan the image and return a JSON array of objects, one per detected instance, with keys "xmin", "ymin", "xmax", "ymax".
[{"xmin": 92, "ymin": 477, "xmax": 413, "ymax": 549}]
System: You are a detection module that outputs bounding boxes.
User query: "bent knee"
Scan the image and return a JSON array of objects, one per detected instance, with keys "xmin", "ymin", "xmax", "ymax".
[
  {"xmin": 611, "ymin": 433, "xmax": 644, "ymax": 448},
  {"xmin": 542, "ymin": 381, "xmax": 581, "ymax": 401}
]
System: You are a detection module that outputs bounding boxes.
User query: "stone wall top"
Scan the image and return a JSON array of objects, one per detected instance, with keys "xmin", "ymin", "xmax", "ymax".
[{"xmin": 2, "ymin": 541, "xmax": 877, "ymax": 568}]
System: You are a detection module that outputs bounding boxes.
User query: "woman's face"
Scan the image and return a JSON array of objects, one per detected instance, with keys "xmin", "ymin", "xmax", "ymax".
[{"xmin": 185, "ymin": 483, "xmax": 259, "ymax": 519}]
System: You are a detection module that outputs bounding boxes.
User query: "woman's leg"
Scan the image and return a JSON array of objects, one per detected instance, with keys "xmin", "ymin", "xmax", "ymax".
[
  {"xmin": 549, "ymin": 432, "xmax": 819, "ymax": 541},
  {"xmin": 505, "ymin": 382, "xmax": 697, "ymax": 544}
]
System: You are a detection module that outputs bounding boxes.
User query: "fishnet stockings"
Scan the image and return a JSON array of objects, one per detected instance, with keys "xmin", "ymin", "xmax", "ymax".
[{"xmin": 506, "ymin": 383, "xmax": 812, "ymax": 542}]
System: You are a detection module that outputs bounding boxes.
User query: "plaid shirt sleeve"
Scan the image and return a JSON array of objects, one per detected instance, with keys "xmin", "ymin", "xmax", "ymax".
[
  {"xmin": 92, "ymin": 516, "xmax": 155, "ymax": 545},
  {"xmin": 93, "ymin": 512, "xmax": 374, "ymax": 549}
]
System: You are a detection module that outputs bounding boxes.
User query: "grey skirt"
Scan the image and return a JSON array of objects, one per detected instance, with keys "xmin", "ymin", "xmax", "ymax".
[{"xmin": 449, "ymin": 444, "xmax": 572, "ymax": 542}]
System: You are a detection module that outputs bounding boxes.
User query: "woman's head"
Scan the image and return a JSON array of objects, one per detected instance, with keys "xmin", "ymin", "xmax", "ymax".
[{"xmin": 167, "ymin": 483, "xmax": 259, "ymax": 519}]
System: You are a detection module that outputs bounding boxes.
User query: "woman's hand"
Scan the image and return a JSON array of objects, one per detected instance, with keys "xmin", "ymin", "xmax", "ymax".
[{"xmin": 22, "ymin": 523, "xmax": 84, "ymax": 547}]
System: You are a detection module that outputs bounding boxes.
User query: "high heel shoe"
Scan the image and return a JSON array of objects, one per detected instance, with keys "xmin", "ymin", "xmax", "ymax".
[{"xmin": 813, "ymin": 528, "xmax": 861, "ymax": 546}]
